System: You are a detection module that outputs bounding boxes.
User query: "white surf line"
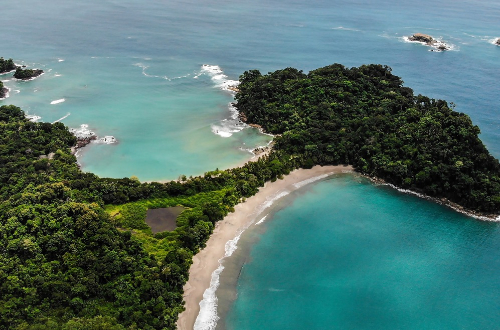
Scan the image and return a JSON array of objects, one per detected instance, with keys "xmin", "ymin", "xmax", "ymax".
[
  {"xmin": 377, "ymin": 181, "xmax": 500, "ymax": 222},
  {"xmin": 50, "ymin": 98, "xmax": 65, "ymax": 105},
  {"xmin": 26, "ymin": 114, "xmax": 41, "ymax": 122},
  {"xmin": 293, "ymin": 173, "xmax": 331, "ymax": 189},
  {"xmin": 52, "ymin": 112, "xmax": 70, "ymax": 123},
  {"xmin": 133, "ymin": 62, "xmax": 191, "ymax": 81},
  {"xmin": 194, "ymin": 188, "xmax": 292, "ymax": 330},
  {"xmin": 194, "ymin": 220, "xmax": 256, "ymax": 330},
  {"xmin": 255, "ymin": 214, "xmax": 268, "ymax": 225}
]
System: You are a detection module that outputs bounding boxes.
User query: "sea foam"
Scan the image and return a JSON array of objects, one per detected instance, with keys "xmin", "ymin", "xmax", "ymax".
[
  {"xmin": 194, "ymin": 189, "xmax": 291, "ymax": 330},
  {"xmin": 25, "ymin": 114, "xmax": 41, "ymax": 122},
  {"xmin": 332, "ymin": 26, "xmax": 360, "ymax": 32},
  {"xmin": 402, "ymin": 36, "xmax": 457, "ymax": 52},
  {"xmin": 133, "ymin": 62, "xmax": 191, "ymax": 81},
  {"xmin": 194, "ymin": 223, "xmax": 252, "ymax": 330},
  {"xmin": 211, "ymin": 102, "xmax": 247, "ymax": 138},
  {"xmin": 52, "ymin": 112, "xmax": 70, "ymax": 123},
  {"xmin": 200, "ymin": 65, "xmax": 247, "ymax": 138},
  {"xmin": 70, "ymin": 124, "xmax": 95, "ymax": 138},
  {"xmin": 377, "ymin": 181, "xmax": 500, "ymax": 222},
  {"xmin": 200, "ymin": 64, "xmax": 239, "ymax": 92},
  {"xmin": 255, "ymin": 215, "xmax": 268, "ymax": 225},
  {"xmin": 50, "ymin": 98, "xmax": 65, "ymax": 104},
  {"xmin": 293, "ymin": 173, "xmax": 330, "ymax": 189},
  {"xmin": 69, "ymin": 124, "xmax": 117, "ymax": 144}
]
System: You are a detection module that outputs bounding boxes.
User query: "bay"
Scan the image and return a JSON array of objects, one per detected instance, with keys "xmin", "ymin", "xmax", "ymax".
[{"xmin": 1, "ymin": 1, "xmax": 500, "ymax": 329}]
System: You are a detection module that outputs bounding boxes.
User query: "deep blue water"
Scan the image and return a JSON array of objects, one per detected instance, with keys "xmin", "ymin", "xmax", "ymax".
[{"xmin": 1, "ymin": 1, "xmax": 500, "ymax": 329}]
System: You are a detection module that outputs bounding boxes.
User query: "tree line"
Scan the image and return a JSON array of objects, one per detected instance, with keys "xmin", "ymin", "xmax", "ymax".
[
  {"xmin": 235, "ymin": 64, "xmax": 500, "ymax": 213},
  {"xmin": 2, "ymin": 62, "xmax": 499, "ymax": 329},
  {"xmin": 0, "ymin": 104, "xmax": 301, "ymax": 329}
]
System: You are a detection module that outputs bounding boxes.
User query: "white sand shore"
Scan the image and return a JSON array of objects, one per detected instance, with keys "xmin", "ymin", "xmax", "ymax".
[{"xmin": 176, "ymin": 164, "xmax": 353, "ymax": 330}]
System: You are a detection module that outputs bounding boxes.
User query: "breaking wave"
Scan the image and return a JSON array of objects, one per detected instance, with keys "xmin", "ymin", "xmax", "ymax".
[
  {"xmin": 50, "ymin": 98, "xmax": 65, "ymax": 104},
  {"xmin": 211, "ymin": 102, "xmax": 247, "ymax": 138}
]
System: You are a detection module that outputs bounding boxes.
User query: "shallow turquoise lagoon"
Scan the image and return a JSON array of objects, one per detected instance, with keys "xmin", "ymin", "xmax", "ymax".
[{"xmin": 223, "ymin": 175, "xmax": 500, "ymax": 329}]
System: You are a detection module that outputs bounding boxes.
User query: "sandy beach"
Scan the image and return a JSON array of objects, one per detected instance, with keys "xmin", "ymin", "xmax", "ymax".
[{"xmin": 176, "ymin": 164, "xmax": 353, "ymax": 330}]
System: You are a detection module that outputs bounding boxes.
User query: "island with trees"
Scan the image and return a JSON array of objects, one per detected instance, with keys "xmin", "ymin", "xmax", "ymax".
[
  {"xmin": 13, "ymin": 67, "xmax": 44, "ymax": 80},
  {"xmin": 1, "ymin": 63, "xmax": 499, "ymax": 329},
  {"xmin": 0, "ymin": 57, "xmax": 16, "ymax": 74}
]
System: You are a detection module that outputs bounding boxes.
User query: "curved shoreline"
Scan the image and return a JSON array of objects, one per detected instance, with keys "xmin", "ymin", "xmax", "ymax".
[
  {"xmin": 176, "ymin": 163, "xmax": 500, "ymax": 329},
  {"xmin": 176, "ymin": 165, "xmax": 353, "ymax": 330}
]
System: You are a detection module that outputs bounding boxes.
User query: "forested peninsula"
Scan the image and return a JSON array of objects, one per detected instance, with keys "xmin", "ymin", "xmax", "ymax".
[
  {"xmin": 236, "ymin": 64, "xmax": 500, "ymax": 215},
  {"xmin": 1, "ymin": 63, "xmax": 499, "ymax": 329}
]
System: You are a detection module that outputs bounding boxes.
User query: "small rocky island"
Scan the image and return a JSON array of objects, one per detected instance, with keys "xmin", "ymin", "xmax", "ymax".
[
  {"xmin": 0, "ymin": 57, "xmax": 16, "ymax": 74},
  {"xmin": 13, "ymin": 67, "xmax": 44, "ymax": 80},
  {"xmin": 408, "ymin": 33, "xmax": 450, "ymax": 51}
]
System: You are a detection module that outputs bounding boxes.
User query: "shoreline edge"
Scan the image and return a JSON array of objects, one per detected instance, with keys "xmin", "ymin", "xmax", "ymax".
[{"xmin": 176, "ymin": 165, "xmax": 353, "ymax": 330}]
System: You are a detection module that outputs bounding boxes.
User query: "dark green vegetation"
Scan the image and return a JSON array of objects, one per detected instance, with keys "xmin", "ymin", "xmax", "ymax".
[
  {"xmin": 0, "ymin": 81, "xmax": 6, "ymax": 99},
  {"xmin": 0, "ymin": 105, "xmax": 299, "ymax": 329},
  {"xmin": 0, "ymin": 57, "xmax": 16, "ymax": 98},
  {"xmin": 235, "ymin": 64, "xmax": 500, "ymax": 213},
  {"xmin": 2, "ymin": 63, "xmax": 499, "ymax": 329},
  {"xmin": 0, "ymin": 57, "xmax": 16, "ymax": 74},
  {"xmin": 13, "ymin": 67, "xmax": 43, "ymax": 80}
]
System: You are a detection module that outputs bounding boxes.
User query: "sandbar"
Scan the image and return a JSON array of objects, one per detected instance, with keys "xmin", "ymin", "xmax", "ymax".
[{"xmin": 176, "ymin": 164, "xmax": 353, "ymax": 330}]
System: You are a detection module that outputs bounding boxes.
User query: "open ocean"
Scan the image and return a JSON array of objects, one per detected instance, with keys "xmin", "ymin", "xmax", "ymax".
[{"xmin": 1, "ymin": 0, "xmax": 500, "ymax": 329}]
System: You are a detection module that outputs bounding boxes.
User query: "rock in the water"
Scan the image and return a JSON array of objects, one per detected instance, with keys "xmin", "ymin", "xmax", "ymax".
[
  {"xmin": 496, "ymin": 38, "xmax": 500, "ymax": 46},
  {"xmin": 0, "ymin": 87, "xmax": 8, "ymax": 99},
  {"xmin": 409, "ymin": 33, "xmax": 434, "ymax": 43},
  {"xmin": 408, "ymin": 33, "xmax": 450, "ymax": 51}
]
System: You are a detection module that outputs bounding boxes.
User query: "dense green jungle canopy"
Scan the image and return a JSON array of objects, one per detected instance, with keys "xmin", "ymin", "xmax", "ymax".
[
  {"xmin": 235, "ymin": 64, "xmax": 500, "ymax": 213},
  {"xmin": 13, "ymin": 68, "xmax": 43, "ymax": 80},
  {"xmin": 0, "ymin": 104, "xmax": 298, "ymax": 329},
  {"xmin": 0, "ymin": 57, "xmax": 16, "ymax": 74},
  {"xmin": 1, "ymin": 63, "xmax": 499, "ymax": 329}
]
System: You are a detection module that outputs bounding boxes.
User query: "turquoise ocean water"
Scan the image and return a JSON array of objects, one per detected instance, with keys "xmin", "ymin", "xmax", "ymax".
[{"xmin": 1, "ymin": 0, "xmax": 500, "ymax": 328}]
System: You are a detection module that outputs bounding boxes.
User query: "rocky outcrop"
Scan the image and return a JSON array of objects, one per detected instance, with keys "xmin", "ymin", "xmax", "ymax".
[
  {"xmin": 71, "ymin": 135, "xmax": 97, "ymax": 155},
  {"xmin": 408, "ymin": 33, "xmax": 451, "ymax": 51},
  {"xmin": 409, "ymin": 33, "xmax": 434, "ymax": 43},
  {"xmin": 496, "ymin": 38, "xmax": 500, "ymax": 46},
  {"xmin": 239, "ymin": 111, "xmax": 248, "ymax": 123},
  {"xmin": 227, "ymin": 86, "xmax": 240, "ymax": 93},
  {"xmin": 75, "ymin": 135, "xmax": 97, "ymax": 149},
  {"xmin": 0, "ymin": 87, "xmax": 8, "ymax": 99}
]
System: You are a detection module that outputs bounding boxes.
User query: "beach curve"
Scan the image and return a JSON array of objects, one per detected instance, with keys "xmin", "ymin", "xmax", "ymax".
[{"xmin": 176, "ymin": 164, "xmax": 353, "ymax": 330}]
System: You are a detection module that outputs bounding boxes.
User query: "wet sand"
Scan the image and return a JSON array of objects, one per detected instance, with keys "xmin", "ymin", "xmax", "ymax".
[{"xmin": 176, "ymin": 165, "xmax": 353, "ymax": 330}]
